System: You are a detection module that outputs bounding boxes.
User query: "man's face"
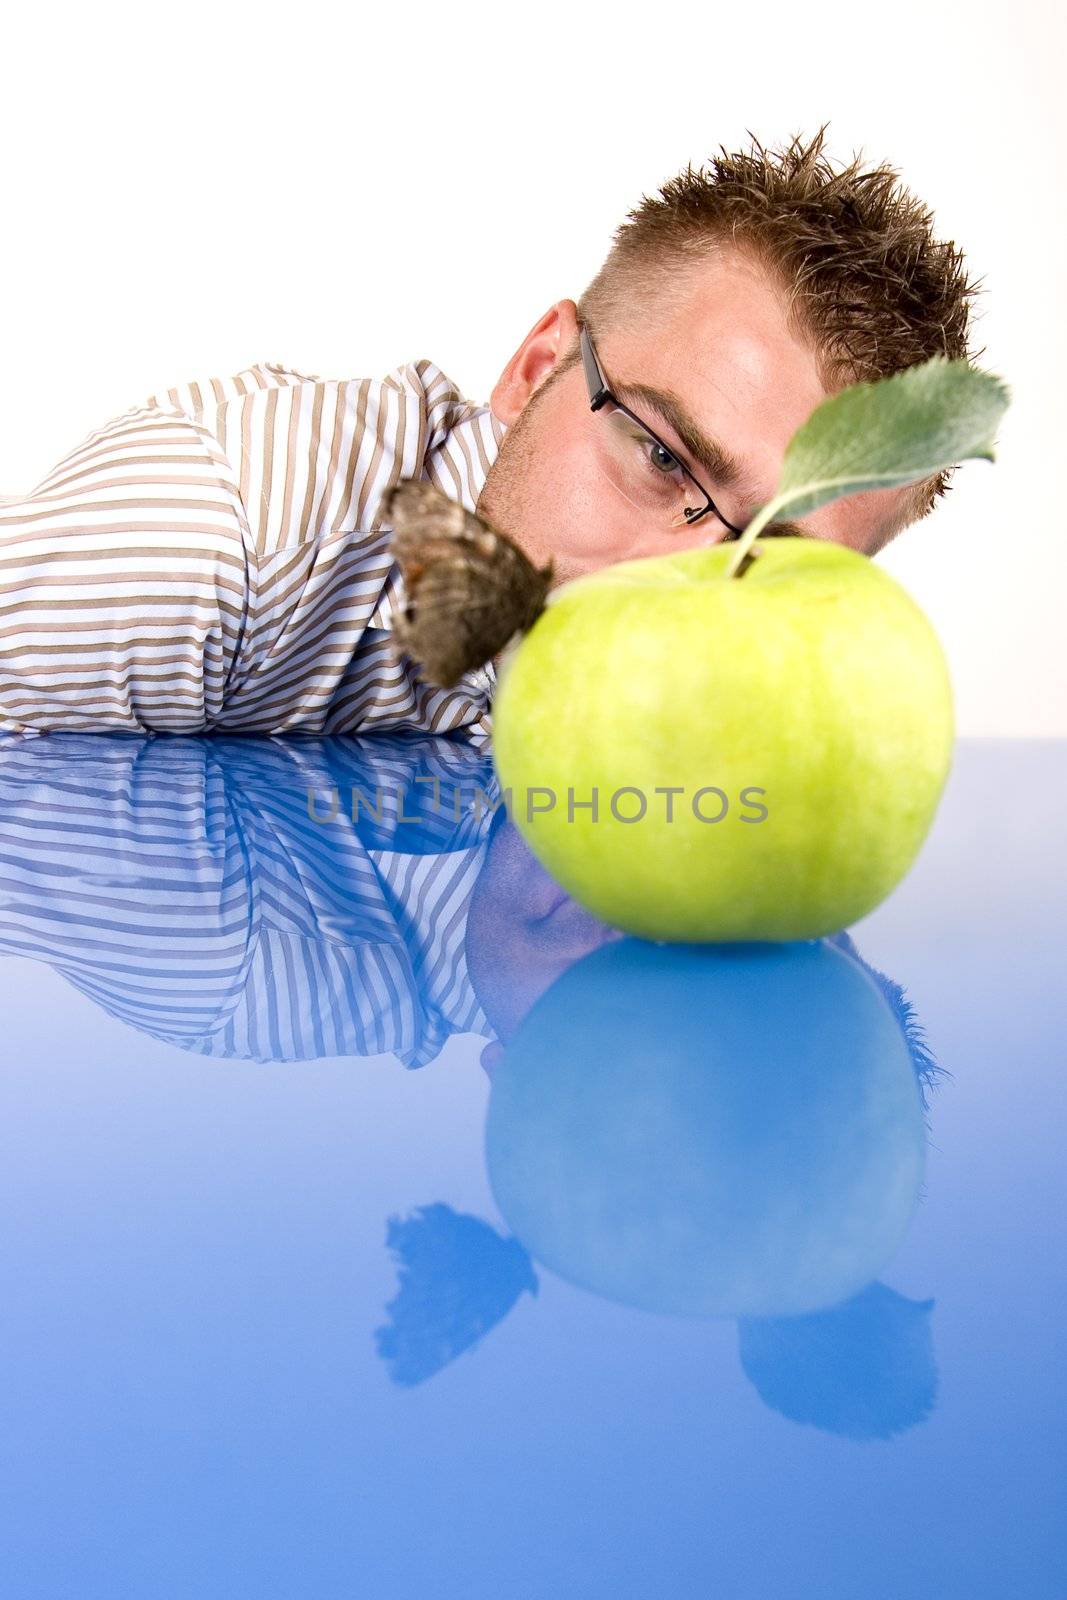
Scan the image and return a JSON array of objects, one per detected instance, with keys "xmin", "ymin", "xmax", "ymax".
[
  {"xmin": 465, "ymin": 815, "xmax": 623, "ymax": 1074},
  {"xmin": 477, "ymin": 247, "xmax": 908, "ymax": 588}
]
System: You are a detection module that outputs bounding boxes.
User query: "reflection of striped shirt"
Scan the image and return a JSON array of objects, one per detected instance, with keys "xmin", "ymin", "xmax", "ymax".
[
  {"xmin": 0, "ymin": 731, "xmax": 501, "ymax": 1068},
  {"xmin": 0, "ymin": 359, "xmax": 505, "ymax": 739}
]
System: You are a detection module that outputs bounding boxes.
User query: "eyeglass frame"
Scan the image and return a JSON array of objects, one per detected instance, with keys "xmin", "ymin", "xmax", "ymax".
[{"xmin": 578, "ymin": 321, "xmax": 746, "ymax": 538}]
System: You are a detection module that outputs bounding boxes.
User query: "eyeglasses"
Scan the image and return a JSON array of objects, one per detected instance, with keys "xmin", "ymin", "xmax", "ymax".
[{"xmin": 579, "ymin": 322, "xmax": 745, "ymax": 538}]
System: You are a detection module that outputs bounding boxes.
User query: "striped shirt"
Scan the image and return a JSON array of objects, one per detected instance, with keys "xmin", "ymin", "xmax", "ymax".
[
  {"xmin": 0, "ymin": 358, "xmax": 506, "ymax": 740},
  {"xmin": 0, "ymin": 729, "xmax": 502, "ymax": 1069}
]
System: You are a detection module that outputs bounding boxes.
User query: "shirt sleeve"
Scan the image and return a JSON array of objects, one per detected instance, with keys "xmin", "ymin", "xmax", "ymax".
[
  {"xmin": 0, "ymin": 390, "xmax": 253, "ymax": 734},
  {"xmin": 155, "ymin": 358, "xmax": 500, "ymax": 740},
  {"xmin": 0, "ymin": 359, "xmax": 498, "ymax": 738},
  {"xmin": 0, "ymin": 729, "xmax": 501, "ymax": 1068}
]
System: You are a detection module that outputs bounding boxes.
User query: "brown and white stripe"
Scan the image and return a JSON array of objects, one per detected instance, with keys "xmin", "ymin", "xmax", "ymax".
[
  {"xmin": 0, "ymin": 358, "xmax": 506, "ymax": 740},
  {"xmin": 0, "ymin": 730, "xmax": 499, "ymax": 1069}
]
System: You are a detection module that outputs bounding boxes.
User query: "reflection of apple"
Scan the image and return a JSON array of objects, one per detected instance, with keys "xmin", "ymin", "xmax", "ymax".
[
  {"xmin": 485, "ymin": 937, "xmax": 926, "ymax": 1319},
  {"xmin": 491, "ymin": 539, "xmax": 953, "ymax": 941}
]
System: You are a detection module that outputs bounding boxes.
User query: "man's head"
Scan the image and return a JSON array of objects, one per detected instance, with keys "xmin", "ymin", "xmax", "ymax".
[
  {"xmin": 465, "ymin": 807, "xmax": 624, "ymax": 1075},
  {"xmin": 477, "ymin": 127, "xmax": 978, "ymax": 587}
]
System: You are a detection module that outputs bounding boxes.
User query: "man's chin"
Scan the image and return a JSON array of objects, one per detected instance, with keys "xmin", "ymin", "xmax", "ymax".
[{"xmin": 480, "ymin": 1040, "xmax": 505, "ymax": 1077}]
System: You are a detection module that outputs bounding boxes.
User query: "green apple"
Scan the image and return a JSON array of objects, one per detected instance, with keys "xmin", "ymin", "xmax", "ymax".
[
  {"xmin": 485, "ymin": 937, "xmax": 927, "ymax": 1318},
  {"xmin": 491, "ymin": 536, "xmax": 953, "ymax": 941},
  {"xmin": 484, "ymin": 356, "xmax": 1009, "ymax": 943}
]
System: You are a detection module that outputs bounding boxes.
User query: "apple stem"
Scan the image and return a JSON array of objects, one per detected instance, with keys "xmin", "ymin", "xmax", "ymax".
[{"xmin": 724, "ymin": 498, "xmax": 786, "ymax": 579}]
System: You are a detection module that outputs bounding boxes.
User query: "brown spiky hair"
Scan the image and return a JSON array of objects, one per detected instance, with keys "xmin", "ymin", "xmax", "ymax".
[{"xmin": 569, "ymin": 126, "xmax": 982, "ymax": 535}]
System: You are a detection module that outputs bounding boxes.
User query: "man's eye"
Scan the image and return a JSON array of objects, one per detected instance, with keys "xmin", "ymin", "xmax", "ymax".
[
  {"xmin": 646, "ymin": 441, "xmax": 681, "ymax": 475},
  {"xmin": 635, "ymin": 438, "xmax": 689, "ymax": 492}
]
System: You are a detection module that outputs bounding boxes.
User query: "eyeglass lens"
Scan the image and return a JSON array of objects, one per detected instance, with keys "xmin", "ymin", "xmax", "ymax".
[{"xmin": 592, "ymin": 399, "xmax": 711, "ymax": 529}]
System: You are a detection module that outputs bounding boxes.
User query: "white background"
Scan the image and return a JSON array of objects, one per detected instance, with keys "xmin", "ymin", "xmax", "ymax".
[{"xmin": 1, "ymin": 0, "xmax": 1062, "ymax": 735}]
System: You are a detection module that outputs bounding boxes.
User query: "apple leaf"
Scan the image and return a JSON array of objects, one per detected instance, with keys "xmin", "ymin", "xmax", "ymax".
[
  {"xmin": 774, "ymin": 356, "xmax": 1009, "ymax": 516},
  {"xmin": 725, "ymin": 356, "xmax": 1010, "ymax": 577}
]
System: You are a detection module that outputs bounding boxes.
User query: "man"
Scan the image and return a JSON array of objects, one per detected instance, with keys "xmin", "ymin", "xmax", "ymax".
[{"xmin": 0, "ymin": 128, "xmax": 975, "ymax": 740}]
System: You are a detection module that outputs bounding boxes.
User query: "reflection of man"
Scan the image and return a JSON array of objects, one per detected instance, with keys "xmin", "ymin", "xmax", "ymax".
[
  {"xmin": 0, "ymin": 732, "xmax": 942, "ymax": 1438},
  {"xmin": 0, "ymin": 732, "xmax": 505, "ymax": 1069},
  {"xmin": 463, "ymin": 803, "xmax": 940, "ymax": 1090},
  {"xmin": 1, "ymin": 129, "xmax": 975, "ymax": 737},
  {"xmin": 0, "ymin": 729, "xmax": 623, "ymax": 1070},
  {"xmin": 464, "ymin": 805, "xmax": 623, "ymax": 1074},
  {"xmin": 0, "ymin": 731, "xmax": 938, "ymax": 1083}
]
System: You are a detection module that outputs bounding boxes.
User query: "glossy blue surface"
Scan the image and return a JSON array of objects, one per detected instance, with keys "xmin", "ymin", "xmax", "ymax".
[{"xmin": 0, "ymin": 735, "xmax": 1063, "ymax": 1599}]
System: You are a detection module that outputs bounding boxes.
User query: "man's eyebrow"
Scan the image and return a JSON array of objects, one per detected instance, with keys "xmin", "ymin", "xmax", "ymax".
[
  {"xmin": 613, "ymin": 379, "xmax": 811, "ymax": 536},
  {"xmin": 759, "ymin": 519, "xmax": 809, "ymax": 537},
  {"xmin": 614, "ymin": 380, "xmax": 761, "ymax": 501}
]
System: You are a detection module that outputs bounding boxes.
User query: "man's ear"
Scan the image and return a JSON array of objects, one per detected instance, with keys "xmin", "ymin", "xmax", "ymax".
[{"xmin": 490, "ymin": 299, "xmax": 580, "ymax": 426}]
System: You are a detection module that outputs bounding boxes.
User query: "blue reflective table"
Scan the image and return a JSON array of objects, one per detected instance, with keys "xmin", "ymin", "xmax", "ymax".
[{"xmin": 0, "ymin": 734, "xmax": 1063, "ymax": 1600}]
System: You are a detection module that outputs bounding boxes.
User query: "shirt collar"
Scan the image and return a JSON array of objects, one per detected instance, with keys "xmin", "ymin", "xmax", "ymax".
[{"xmin": 427, "ymin": 398, "xmax": 508, "ymax": 515}]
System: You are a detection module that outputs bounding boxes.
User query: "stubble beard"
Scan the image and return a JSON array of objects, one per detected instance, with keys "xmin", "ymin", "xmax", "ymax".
[
  {"xmin": 477, "ymin": 365, "xmax": 583, "ymax": 595},
  {"xmin": 477, "ymin": 402, "xmax": 548, "ymax": 570}
]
